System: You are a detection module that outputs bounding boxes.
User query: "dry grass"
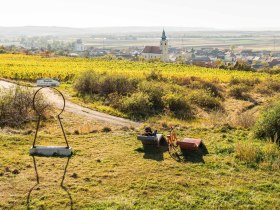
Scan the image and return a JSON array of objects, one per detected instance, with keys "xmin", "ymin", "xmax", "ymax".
[{"xmin": 231, "ymin": 111, "xmax": 257, "ymax": 129}]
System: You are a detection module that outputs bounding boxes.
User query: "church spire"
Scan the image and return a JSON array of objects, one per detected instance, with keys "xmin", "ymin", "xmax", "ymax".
[{"xmin": 161, "ymin": 29, "xmax": 167, "ymax": 41}]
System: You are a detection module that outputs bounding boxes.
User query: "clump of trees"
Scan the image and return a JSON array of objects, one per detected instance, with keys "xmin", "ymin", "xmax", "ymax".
[{"xmin": 215, "ymin": 60, "xmax": 253, "ymax": 71}]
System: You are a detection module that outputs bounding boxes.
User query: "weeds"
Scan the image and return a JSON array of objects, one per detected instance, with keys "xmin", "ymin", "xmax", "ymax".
[{"xmin": 235, "ymin": 142, "xmax": 261, "ymax": 165}]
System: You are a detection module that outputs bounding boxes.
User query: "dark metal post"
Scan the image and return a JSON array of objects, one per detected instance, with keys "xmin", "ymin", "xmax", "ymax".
[
  {"xmin": 58, "ymin": 115, "xmax": 69, "ymax": 148},
  {"xmin": 32, "ymin": 115, "xmax": 41, "ymax": 147}
]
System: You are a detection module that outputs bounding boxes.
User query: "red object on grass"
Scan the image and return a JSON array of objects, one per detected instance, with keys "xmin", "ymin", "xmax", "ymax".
[{"xmin": 176, "ymin": 138, "xmax": 202, "ymax": 150}]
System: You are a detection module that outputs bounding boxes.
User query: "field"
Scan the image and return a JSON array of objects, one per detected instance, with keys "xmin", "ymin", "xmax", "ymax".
[
  {"xmin": 0, "ymin": 54, "xmax": 280, "ymax": 209},
  {"xmin": 0, "ymin": 54, "xmax": 277, "ymax": 82}
]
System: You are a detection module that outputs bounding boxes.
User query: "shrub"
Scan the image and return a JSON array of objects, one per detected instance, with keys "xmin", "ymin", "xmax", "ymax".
[
  {"xmin": 174, "ymin": 77, "xmax": 222, "ymax": 98},
  {"xmin": 264, "ymin": 79, "xmax": 280, "ymax": 92},
  {"xmin": 229, "ymin": 78, "xmax": 260, "ymax": 86},
  {"xmin": 138, "ymin": 81, "xmax": 165, "ymax": 112},
  {"xmin": 253, "ymin": 102, "xmax": 280, "ymax": 143},
  {"xmin": 120, "ymin": 92, "xmax": 152, "ymax": 119},
  {"xmin": 102, "ymin": 127, "xmax": 112, "ymax": 132},
  {"xmin": 232, "ymin": 61, "xmax": 253, "ymax": 71},
  {"xmin": 172, "ymin": 77, "xmax": 192, "ymax": 86},
  {"xmin": 229, "ymin": 84, "xmax": 250, "ymax": 100},
  {"xmin": 75, "ymin": 70, "xmax": 139, "ymax": 96},
  {"xmin": 74, "ymin": 70, "xmax": 100, "ymax": 94},
  {"xmin": 163, "ymin": 93, "xmax": 192, "ymax": 119},
  {"xmin": 145, "ymin": 69, "xmax": 165, "ymax": 81},
  {"xmin": 0, "ymin": 87, "xmax": 47, "ymax": 127},
  {"xmin": 254, "ymin": 82, "xmax": 273, "ymax": 95},
  {"xmin": 200, "ymin": 81, "xmax": 222, "ymax": 98},
  {"xmin": 105, "ymin": 93, "xmax": 122, "ymax": 108},
  {"xmin": 99, "ymin": 75, "xmax": 138, "ymax": 96},
  {"xmin": 188, "ymin": 90, "xmax": 222, "ymax": 111}
]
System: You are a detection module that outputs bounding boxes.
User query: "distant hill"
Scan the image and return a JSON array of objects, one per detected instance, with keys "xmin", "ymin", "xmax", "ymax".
[{"xmin": 0, "ymin": 26, "xmax": 216, "ymax": 37}]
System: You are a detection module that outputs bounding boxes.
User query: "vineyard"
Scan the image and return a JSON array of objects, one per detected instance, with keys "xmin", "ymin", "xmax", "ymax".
[
  {"xmin": 0, "ymin": 54, "xmax": 277, "ymax": 82},
  {"xmin": 1, "ymin": 54, "xmax": 280, "ymax": 209}
]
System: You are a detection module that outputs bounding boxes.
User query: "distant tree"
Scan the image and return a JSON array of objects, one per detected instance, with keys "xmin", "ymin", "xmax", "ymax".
[
  {"xmin": 230, "ymin": 45, "xmax": 236, "ymax": 52},
  {"xmin": 233, "ymin": 61, "xmax": 252, "ymax": 71}
]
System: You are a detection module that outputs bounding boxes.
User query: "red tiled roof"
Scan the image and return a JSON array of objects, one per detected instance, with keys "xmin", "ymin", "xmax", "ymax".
[{"xmin": 142, "ymin": 46, "xmax": 162, "ymax": 54}]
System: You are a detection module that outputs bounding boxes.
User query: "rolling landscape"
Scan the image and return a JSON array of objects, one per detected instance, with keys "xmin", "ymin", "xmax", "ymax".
[
  {"xmin": 0, "ymin": 54, "xmax": 280, "ymax": 209},
  {"xmin": 1, "ymin": 0, "xmax": 280, "ymax": 209}
]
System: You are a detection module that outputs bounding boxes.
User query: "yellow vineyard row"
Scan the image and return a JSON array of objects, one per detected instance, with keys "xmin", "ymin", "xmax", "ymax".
[{"xmin": 0, "ymin": 54, "xmax": 277, "ymax": 82}]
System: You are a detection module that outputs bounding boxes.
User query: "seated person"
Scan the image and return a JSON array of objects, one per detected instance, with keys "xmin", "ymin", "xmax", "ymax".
[{"xmin": 142, "ymin": 126, "xmax": 157, "ymax": 136}]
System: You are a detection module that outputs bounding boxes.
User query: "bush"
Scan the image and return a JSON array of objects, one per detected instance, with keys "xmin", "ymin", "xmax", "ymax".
[
  {"xmin": 232, "ymin": 61, "xmax": 253, "ymax": 71},
  {"xmin": 102, "ymin": 127, "xmax": 112, "ymax": 132},
  {"xmin": 99, "ymin": 75, "xmax": 139, "ymax": 96},
  {"xmin": 75, "ymin": 70, "xmax": 139, "ymax": 96},
  {"xmin": 253, "ymin": 102, "xmax": 280, "ymax": 143},
  {"xmin": 254, "ymin": 83, "xmax": 273, "ymax": 95},
  {"xmin": 138, "ymin": 81, "xmax": 165, "ymax": 112},
  {"xmin": 0, "ymin": 87, "xmax": 47, "ymax": 127},
  {"xmin": 74, "ymin": 70, "xmax": 100, "ymax": 95},
  {"xmin": 200, "ymin": 81, "xmax": 222, "ymax": 98},
  {"xmin": 229, "ymin": 78, "xmax": 260, "ymax": 86},
  {"xmin": 163, "ymin": 93, "xmax": 192, "ymax": 119},
  {"xmin": 188, "ymin": 90, "xmax": 222, "ymax": 111},
  {"xmin": 264, "ymin": 79, "xmax": 280, "ymax": 92},
  {"xmin": 174, "ymin": 77, "xmax": 222, "ymax": 98},
  {"xmin": 120, "ymin": 92, "xmax": 152, "ymax": 119},
  {"xmin": 146, "ymin": 70, "xmax": 165, "ymax": 81},
  {"xmin": 229, "ymin": 84, "xmax": 250, "ymax": 100}
]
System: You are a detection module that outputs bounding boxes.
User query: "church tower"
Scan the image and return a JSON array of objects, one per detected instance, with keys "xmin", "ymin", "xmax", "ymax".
[{"xmin": 160, "ymin": 29, "xmax": 169, "ymax": 62}]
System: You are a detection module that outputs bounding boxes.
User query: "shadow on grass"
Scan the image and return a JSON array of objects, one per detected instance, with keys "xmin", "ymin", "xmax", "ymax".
[
  {"xmin": 173, "ymin": 144, "xmax": 209, "ymax": 163},
  {"xmin": 27, "ymin": 156, "xmax": 73, "ymax": 210},
  {"xmin": 135, "ymin": 138, "xmax": 168, "ymax": 161}
]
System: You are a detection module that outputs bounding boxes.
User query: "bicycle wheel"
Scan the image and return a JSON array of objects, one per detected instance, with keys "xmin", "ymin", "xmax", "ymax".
[{"xmin": 168, "ymin": 143, "xmax": 181, "ymax": 162}]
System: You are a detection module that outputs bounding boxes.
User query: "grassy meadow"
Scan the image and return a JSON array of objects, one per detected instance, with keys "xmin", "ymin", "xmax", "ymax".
[
  {"xmin": 0, "ymin": 113, "xmax": 280, "ymax": 209},
  {"xmin": 0, "ymin": 54, "xmax": 280, "ymax": 209}
]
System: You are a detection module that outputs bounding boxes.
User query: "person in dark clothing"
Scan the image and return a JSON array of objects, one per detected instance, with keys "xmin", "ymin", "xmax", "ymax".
[{"xmin": 143, "ymin": 127, "xmax": 157, "ymax": 136}]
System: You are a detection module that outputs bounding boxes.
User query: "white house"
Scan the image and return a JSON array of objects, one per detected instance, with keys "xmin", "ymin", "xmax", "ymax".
[
  {"xmin": 142, "ymin": 30, "xmax": 169, "ymax": 62},
  {"xmin": 74, "ymin": 39, "xmax": 85, "ymax": 52}
]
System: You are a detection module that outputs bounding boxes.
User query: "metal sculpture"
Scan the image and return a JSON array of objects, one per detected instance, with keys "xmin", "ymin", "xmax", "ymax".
[{"xmin": 30, "ymin": 86, "xmax": 72, "ymax": 157}]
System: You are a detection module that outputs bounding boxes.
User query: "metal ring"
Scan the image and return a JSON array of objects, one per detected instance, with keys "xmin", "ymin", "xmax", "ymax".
[{"xmin": 33, "ymin": 87, "xmax": 66, "ymax": 116}]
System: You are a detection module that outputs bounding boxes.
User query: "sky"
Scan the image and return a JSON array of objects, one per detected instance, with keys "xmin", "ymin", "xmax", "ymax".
[{"xmin": 1, "ymin": 0, "xmax": 280, "ymax": 30}]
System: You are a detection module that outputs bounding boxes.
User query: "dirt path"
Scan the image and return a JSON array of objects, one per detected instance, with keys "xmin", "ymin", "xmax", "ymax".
[{"xmin": 0, "ymin": 80, "xmax": 141, "ymax": 128}]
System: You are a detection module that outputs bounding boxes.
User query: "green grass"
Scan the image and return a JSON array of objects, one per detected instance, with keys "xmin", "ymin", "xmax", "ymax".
[{"xmin": 0, "ymin": 119, "xmax": 280, "ymax": 209}]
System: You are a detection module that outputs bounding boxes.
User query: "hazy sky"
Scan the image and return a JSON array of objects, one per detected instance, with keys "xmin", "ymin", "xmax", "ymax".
[{"xmin": 1, "ymin": 0, "xmax": 280, "ymax": 29}]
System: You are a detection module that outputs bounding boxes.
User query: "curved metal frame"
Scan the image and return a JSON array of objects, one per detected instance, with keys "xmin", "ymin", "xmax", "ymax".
[{"xmin": 32, "ymin": 87, "xmax": 69, "ymax": 148}]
